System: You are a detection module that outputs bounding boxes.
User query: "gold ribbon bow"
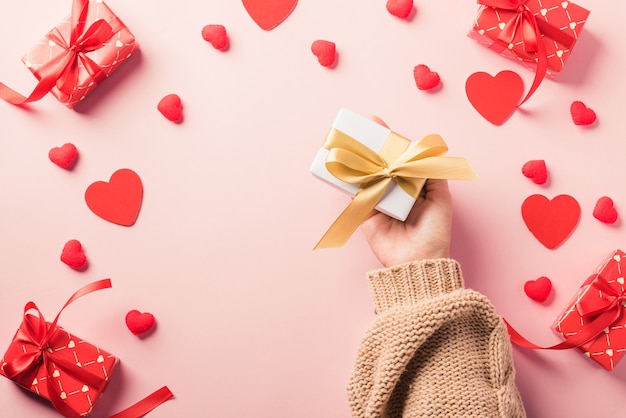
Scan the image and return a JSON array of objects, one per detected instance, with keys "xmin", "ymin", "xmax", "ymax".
[{"xmin": 315, "ymin": 128, "xmax": 478, "ymax": 249}]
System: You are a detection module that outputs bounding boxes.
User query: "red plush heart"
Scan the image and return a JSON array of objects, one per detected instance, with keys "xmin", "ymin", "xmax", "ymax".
[
  {"xmin": 157, "ymin": 94, "xmax": 183, "ymax": 123},
  {"xmin": 570, "ymin": 101, "xmax": 596, "ymax": 126},
  {"xmin": 521, "ymin": 194, "xmax": 580, "ymax": 249},
  {"xmin": 311, "ymin": 40, "xmax": 336, "ymax": 67},
  {"xmin": 60, "ymin": 239, "xmax": 87, "ymax": 269},
  {"xmin": 524, "ymin": 276, "xmax": 552, "ymax": 303},
  {"xmin": 522, "ymin": 160, "xmax": 548, "ymax": 185},
  {"xmin": 386, "ymin": 0, "xmax": 413, "ymax": 19},
  {"xmin": 125, "ymin": 310, "xmax": 156, "ymax": 336},
  {"xmin": 242, "ymin": 0, "xmax": 297, "ymax": 30},
  {"xmin": 49, "ymin": 143, "xmax": 78, "ymax": 169},
  {"xmin": 85, "ymin": 169, "xmax": 143, "ymax": 226},
  {"xmin": 202, "ymin": 24, "xmax": 229, "ymax": 50},
  {"xmin": 413, "ymin": 64, "xmax": 440, "ymax": 90},
  {"xmin": 593, "ymin": 196, "xmax": 618, "ymax": 224},
  {"xmin": 465, "ymin": 70, "xmax": 524, "ymax": 125}
]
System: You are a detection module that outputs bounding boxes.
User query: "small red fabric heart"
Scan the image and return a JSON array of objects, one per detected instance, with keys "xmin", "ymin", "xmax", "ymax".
[
  {"xmin": 570, "ymin": 101, "xmax": 596, "ymax": 126},
  {"xmin": 48, "ymin": 143, "xmax": 78, "ymax": 169},
  {"xmin": 202, "ymin": 24, "xmax": 229, "ymax": 50},
  {"xmin": 524, "ymin": 276, "xmax": 552, "ymax": 302},
  {"xmin": 85, "ymin": 169, "xmax": 143, "ymax": 226},
  {"xmin": 157, "ymin": 94, "xmax": 183, "ymax": 123},
  {"xmin": 413, "ymin": 64, "xmax": 440, "ymax": 90},
  {"xmin": 521, "ymin": 194, "xmax": 580, "ymax": 249},
  {"xmin": 386, "ymin": 0, "xmax": 413, "ymax": 19},
  {"xmin": 465, "ymin": 70, "xmax": 524, "ymax": 125},
  {"xmin": 311, "ymin": 40, "xmax": 336, "ymax": 67},
  {"xmin": 522, "ymin": 160, "xmax": 548, "ymax": 185},
  {"xmin": 593, "ymin": 196, "xmax": 618, "ymax": 224},
  {"xmin": 125, "ymin": 310, "xmax": 156, "ymax": 336},
  {"xmin": 60, "ymin": 239, "xmax": 87, "ymax": 269},
  {"xmin": 242, "ymin": 0, "xmax": 297, "ymax": 30}
]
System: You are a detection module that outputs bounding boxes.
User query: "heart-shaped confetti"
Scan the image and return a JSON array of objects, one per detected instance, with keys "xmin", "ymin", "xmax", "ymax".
[
  {"xmin": 522, "ymin": 160, "xmax": 548, "ymax": 185},
  {"xmin": 521, "ymin": 194, "xmax": 580, "ymax": 249},
  {"xmin": 125, "ymin": 310, "xmax": 156, "ymax": 336},
  {"xmin": 524, "ymin": 276, "xmax": 552, "ymax": 302},
  {"xmin": 413, "ymin": 64, "xmax": 440, "ymax": 90},
  {"xmin": 386, "ymin": 0, "xmax": 413, "ymax": 19},
  {"xmin": 49, "ymin": 143, "xmax": 78, "ymax": 169},
  {"xmin": 85, "ymin": 169, "xmax": 143, "ymax": 226},
  {"xmin": 311, "ymin": 40, "xmax": 336, "ymax": 67},
  {"xmin": 157, "ymin": 94, "xmax": 183, "ymax": 123},
  {"xmin": 242, "ymin": 0, "xmax": 297, "ymax": 30},
  {"xmin": 60, "ymin": 239, "xmax": 87, "ymax": 270},
  {"xmin": 465, "ymin": 70, "xmax": 524, "ymax": 125},
  {"xmin": 593, "ymin": 196, "xmax": 618, "ymax": 224},
  {"xmin": 570, "ymin": 100, "xmax": 596, "ymax": 126},
  {"xmin": 202, "ymin": 24, "xmax": 229, "ymax": 50}
]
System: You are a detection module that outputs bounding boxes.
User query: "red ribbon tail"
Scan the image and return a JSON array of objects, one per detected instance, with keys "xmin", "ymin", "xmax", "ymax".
[
  {"xmin": 517, "ymin": 31, "xmax": 548, "ymax": 107},
  {"xmin": 108, "ymin": 386, "xmax": 174, "ymax": 418}
]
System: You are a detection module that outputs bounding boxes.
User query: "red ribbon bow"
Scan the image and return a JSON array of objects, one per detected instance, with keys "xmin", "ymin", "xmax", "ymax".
[
  {"xmin": 0, "ymin": 0, "xmax": 120, "ymax": 105},
  {"xmin": 506, "ymin": 274, "xmax": 626, "ymax": 351},
  {"xmin": 2, "ymin": 279, "xmax": 173, "ymax": 418}
]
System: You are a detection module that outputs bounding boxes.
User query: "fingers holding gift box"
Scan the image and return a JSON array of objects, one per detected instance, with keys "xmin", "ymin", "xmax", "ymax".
[{"xmin": 310, "ymin": 108, "xmax": 478, "ymax": 249}]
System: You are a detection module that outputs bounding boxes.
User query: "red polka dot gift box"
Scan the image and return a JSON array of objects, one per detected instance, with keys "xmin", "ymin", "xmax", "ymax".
[
  {"xmin": 468, "ymin": 0, "xmax": 590, "ymax": 78},
  {"xmin": 0, "ymin": 0, "xmax": 138, "ymax": 108},
  {"xmin": 553, "ymin": 250, "xmax": 626, "ymax": 371}
]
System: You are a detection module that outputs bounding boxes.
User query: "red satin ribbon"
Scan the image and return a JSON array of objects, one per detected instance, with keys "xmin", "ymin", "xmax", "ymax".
[
  {"xmin": 477, "ymin": 0, "xmax": 546, "ymax": 105},
  {"xmin": 506, "ymin": 274, "xmax": 626, "ymax": 351},
  {"xmin": 2, "ymin": 279, "xmax": 174, "ymax": 417},
  {"xmin": 0, "ymin": 0, "xmax": 116, "ymax": 105}
]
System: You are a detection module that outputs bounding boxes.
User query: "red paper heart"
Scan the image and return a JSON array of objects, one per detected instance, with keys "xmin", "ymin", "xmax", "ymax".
[
  {"xmin": 593, "ymin": 196, "xmax": 618, "ymax": 224},
  {"xmin": 157, "ymin": 94, "xmax": 183, "ymax": 123},
  {"xmin": 521, "ymin": 160, "xmax": 548, "ymax": 185},
  {"xmin": 524, "ymin": 276, "xmax": 552, "ymax": 303},
  {"xmin": 49, "ymin": 143, "xmax": 78, "ymax": 169},
  {"xmin": 386, "ymin": 0, "xmax": 413, "ymax": 19},
  {"xmin": 242, "ymin": 0, "xmax": 297, "ymax": 30},
  {"xmin": 413, "ymin": 64, "xmax": 440, "ymax": 90},
  {"xmin": 85, "ymin": 169, "xmax": 143, "ymax": 226},
  {"xmin": 202, "ymin": 24, "xmax": 229, "ymax": 50},
  {"xmin": 60, "ymin": 239, "xmax": 87, "ymax": 270},
  {"xmin": 570, "ymin": 100, "xmax": 596, "ymax": 126},
  {"xmin": 521, "ymin": 194, "xmax": 580, "ymax": 249},
  {"xmin": 465, "ymin": 70, "xmax": 524, "ymax": 125},
  {"xmin": 125, "ymin": 310, "xmax": 156, "ymax": 336},
  {"xmin": 311, "ymin": 40, "xmax": 336, "ymax": 67}
]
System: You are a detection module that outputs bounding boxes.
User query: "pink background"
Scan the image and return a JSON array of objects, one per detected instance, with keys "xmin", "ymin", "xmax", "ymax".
[{"xmin": 0, "ymin": 0, "xmax": 624, "ymax": 416}]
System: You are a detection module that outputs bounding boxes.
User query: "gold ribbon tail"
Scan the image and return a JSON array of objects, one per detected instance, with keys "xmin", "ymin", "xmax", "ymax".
[{"xmin": 314, "ymin": 179, "xmax": 389, "ymax": 249}]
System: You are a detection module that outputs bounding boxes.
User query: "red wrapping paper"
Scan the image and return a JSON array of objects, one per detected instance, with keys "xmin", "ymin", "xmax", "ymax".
[
  {"xmin": 20, "ymin": 0, "xmax": 137, "ymax": 108},
  {"xmin": 0, "ymin": 319, "xmax": 118, "ymax": 416},
  {"xmin": 468, "ymin": 0, "xmax": 590, "ymax": 77},
  {"xmin": 553, "ymin": 250, "xmax": 626, "ymax": 371}
]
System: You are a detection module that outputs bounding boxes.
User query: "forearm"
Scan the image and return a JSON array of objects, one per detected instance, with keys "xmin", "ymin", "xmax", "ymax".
[{"xmin": 348, "ymin": 259, "xmax": 526, "ymax": 418}]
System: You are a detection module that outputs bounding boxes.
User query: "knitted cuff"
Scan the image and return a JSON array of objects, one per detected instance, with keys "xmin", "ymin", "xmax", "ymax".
[{"xmin": 367, "ymin": 259, "xmax": 464, "ymax": 313}]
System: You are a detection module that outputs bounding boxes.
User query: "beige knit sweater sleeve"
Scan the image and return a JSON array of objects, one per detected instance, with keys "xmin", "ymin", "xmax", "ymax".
[{"xmin": 347, "ymin": 259, "xmax": 526, "ymax": 418}]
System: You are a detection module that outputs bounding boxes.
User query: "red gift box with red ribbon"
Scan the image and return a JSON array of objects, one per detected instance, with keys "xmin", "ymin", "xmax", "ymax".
[
  {"xmin": 0, "ymin": 280, "xmax": 118, "ymax": 417},
  {"xmin": 0, "ymin": 0, "xmax": 137, "ymax": 108},
  {"xmin": 553, "ymin": 250, "xmax": 626, "ymax": 371},
  {"xmin": 468, "ymin": 0, "xmax": 590, "ymax": 77}
]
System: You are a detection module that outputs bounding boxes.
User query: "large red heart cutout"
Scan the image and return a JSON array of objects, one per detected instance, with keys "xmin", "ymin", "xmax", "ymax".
[
  {"xmin": 465, "ymin": 70, "xmax": 524, "ymax": 125},
  {"xmin": 242, "ymin": 0, "xmax": 297, "ymax": 30},
  {"xmin": 521, "ymin": 194, "xmax": 580, "ymax": 249},
  {"xmin": 85, "ymin": 169, "xmax": 143, "ymax": 226}
]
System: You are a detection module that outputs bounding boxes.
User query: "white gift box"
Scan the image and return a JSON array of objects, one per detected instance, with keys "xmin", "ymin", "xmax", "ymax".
[{"xmin": 310, "ymin": 108, "xmax": 417, "ymax": 221}]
